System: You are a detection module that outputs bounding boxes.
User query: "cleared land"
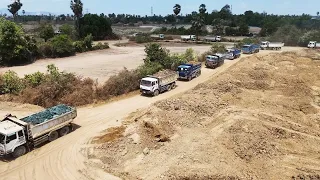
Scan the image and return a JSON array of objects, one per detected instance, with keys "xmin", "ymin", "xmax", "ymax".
[{"xmin": 0, "ymin": 45, "xmax": 316, "ymax": 180}]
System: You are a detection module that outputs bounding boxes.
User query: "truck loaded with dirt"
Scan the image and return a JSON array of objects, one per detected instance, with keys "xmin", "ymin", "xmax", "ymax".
[
  {"xmin": 0, "ymin": 104, "xmax": 76, "ymax": 158},
  {"xmin": 88, "ymin": 50, "xmax": 320, "ymax": 180}
]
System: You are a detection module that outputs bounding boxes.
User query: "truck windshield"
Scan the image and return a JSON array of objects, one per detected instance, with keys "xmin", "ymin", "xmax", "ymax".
[
  {"xmin": 178, "ymin": 67, "xmax": 189, "ymax": 72},
  {"xmin": 0, "ymin": 133, "xmax": 5, "ymax": 144},
  {"xmin": 140, "ymin": 80, "xmax": 152, "ymax": 86},
  {"xmin": 242, "ymin": 45, "xmax": 250, "ymax": 48}
]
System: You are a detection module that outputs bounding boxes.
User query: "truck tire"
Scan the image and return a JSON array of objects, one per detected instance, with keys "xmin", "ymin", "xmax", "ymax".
[
  {"xmin": 59, "ymin": 126, "xmax": 70, "ymax": 137},
  {"xmin": 172, "ymin": 82, "xmax": 176, "ymax": 89},
  {"xmin": 188, "ymin": 76, "xmax": 192, "ymax": 81},
  {"xmin": 153, "ymin": 90, "xmax": 159, "ymax": 96},
  {"xmin": 167, "ymin": 84, "xmax": 172, "ymax": 91},
  {"xmin": 12, "ymin": 146, "xmax": 26, "ymax": 158},
  {"xmin": 48, "ymin": 131, "xmax": 59, "ymax": 142}
]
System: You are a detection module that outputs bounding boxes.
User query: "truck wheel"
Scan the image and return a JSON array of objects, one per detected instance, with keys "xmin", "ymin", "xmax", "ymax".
[
  {"xmin": 12, "ymin": 146, "xmax": 26, "ymax": 158},
  {"xmin": 153, "ymin": 90, "xmax": 159, "ymax": 96},
  {"xmin": 167, "ymin": 84, "xmax": 172, "ymax": 91},
  {"xmin": 188, "ymin": 76, "xmax": 192, "ymax": 81},
  {"xmin": 59, "ymin": 126, "xmax": 70, "ymax": 137},
  {"xmin": 48, "ymin": 131, "xmax": 59, "ymax": 142},
  {"xmin": 172, "ymin": 83, "xmax": 176, "ymax": 89}
]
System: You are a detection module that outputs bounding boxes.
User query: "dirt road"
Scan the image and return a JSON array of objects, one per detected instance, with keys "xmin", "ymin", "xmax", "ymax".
[
  {"xmin": 0, "ymin": 47, "xmax": 305, "ymax": 180},
  {"xmin": 0, "ymin": 51, "xmax": 256, "ymax": 180}
]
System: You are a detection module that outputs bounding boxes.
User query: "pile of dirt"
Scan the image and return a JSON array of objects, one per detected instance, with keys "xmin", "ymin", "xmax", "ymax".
[{"xmin": 89, "ymin": 50, "xmax": 320, "ymax": 179}]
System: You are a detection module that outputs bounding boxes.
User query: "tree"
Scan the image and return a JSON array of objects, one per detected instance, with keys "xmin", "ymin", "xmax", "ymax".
[
  {"xmin": 317, "ymin": 12, "xmax": 319, "ymax": 16},
  {"xmin": 79, "ymin": 14, "xmax": 113, "ymax": 40},
  {"xmin": 59, "ymin": 24, "xmax": 76, "ymax": 39},
  {"xmin": 144, "ymin": 43, "xmax": 169, "ymax": 65},
  {"xmin": 199, "ymin": 4, "xmax": 207, "ymax": 15},
  {"xmin": 0, "ymin": 17, "xmax": 38, "ymax": 65},
  {"xmin": 238, "ymin": 23, "xmax": 249, "ymax": 35},
  {"xmin": 173, "ymin": 4, "xmax": 181, "ymax": 16},
  {"xmin": 39, "ymin": 24, "xmax": 54, "ymax": 42},
  {"xmin": 50, "ymin": 35, "xmax": 75, "ymax": 57},
  {"xmin": 7, "ymin": 0, "xmax": 23, "ymax": 21},
  {"xmin": 70, "ymin": 0, "xmax": 83, "ymax": 38}
]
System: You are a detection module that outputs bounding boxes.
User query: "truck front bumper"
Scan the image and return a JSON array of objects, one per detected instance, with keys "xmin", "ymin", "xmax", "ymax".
[{"xmin": 140, "ymin": 89, "xmax": 153, "ymax": 94}]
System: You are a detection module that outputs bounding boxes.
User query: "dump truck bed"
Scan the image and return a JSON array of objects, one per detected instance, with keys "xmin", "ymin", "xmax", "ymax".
[
  {"xmin": 21, "ymin": 105, "xmax": 77, "ymax": 138},
  {"xmin": 148, "ymin": 70, "xmax": 178, "ymax": 86}
]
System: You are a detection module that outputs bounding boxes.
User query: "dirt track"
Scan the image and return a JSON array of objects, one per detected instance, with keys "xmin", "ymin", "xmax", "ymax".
[{"xmin": 0, "ymin": 46, "xmax": 310, "ymax": 180}]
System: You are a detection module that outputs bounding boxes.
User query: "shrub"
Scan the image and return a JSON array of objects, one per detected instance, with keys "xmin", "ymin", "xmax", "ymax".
[
  {"xmin": 84, "ymin": 34, "xmax": 93, "ymax": 49},
  {"xmin": 183, "ymin": 48, "xmax": 196, "ymax": 62},
  {"xmin": 79, "ymin": 14, "xmax": 113, "ymax": 40},
  {"xmin": 50, "ymin": 35, "xmax": 75, "ymax": 57},
  {"xmin": 0, "ymin": 70, "xmax": 24, "ymax": 94},
  {"xmin": 39, "ymin": 23, "xmax": 54, "ymax": 42},
  {"xmin": 298, "ymin": 30, "xmax": 320, "ymax": 47},
  {"xmin": 73, "ymin": 41, "xmax": 86, "ymax": 53},
  {"xmin": 137, "ymin": 62, "xmax": 164, "ymax": 78},
  {"xmin": 24, "ymin": 71, "xmax": 46, "ymax": 87},
  {"xmin": 59, "ymin": 24, "xmax": 76, "ymax": 40},
  {"xmin": 38, "ymin": 42, "xmax": 53, "ymax": 58},
  {"xmin": 210, "ymin": 43, "xmax": 227, "ymax": 54},
  {"xmin": 144, "ymin": 43, "xmax": 170, "ymax": 64},
  {"xmin": 0, "ymin": 18, "xmax": 38, "ymax": 66},
  {"xmin": 92, "ymin": 42, "xmax": 109, "ymax": 50},
  {"xmin": 135, "ymin": 35, "xmax": 153, "ymax": 43},
  {"xmin": 268, "ymin": 25, "xmax": 303, "ymax": 46},
  {"xmin": 96, "ymin": 68, "xmax": 140, "ymax": 100}
]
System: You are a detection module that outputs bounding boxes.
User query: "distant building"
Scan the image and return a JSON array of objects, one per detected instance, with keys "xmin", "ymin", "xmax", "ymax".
[{"xmin": 311, "ymin": 16, "xmax": 320, "ymax": 20}]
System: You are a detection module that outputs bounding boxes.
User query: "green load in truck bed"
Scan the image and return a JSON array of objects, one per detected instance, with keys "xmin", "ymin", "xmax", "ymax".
[{"xmin": 21, "ymin": 104, "xmax": 73, "ymax": 125}]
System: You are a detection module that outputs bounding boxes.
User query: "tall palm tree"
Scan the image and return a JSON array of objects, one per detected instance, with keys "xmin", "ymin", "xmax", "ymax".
[
  {"xmin": 173, "ymin": 4, "xmax": 181, "ymax": 16},
  {"xmin": 8, "ymin": 0, "xmax": 23, "ymax": 21},
  {"xmin": 317, "ymin": 12, "xmax": 319, "ymax": 16},
  {"xmin": 199, "ymin": 4, "xmax": 207, "ymax": 15},
  {"xmin": 70, "ymin": 0, "xmax": 83, "ymax": 38},
  {"xmin": 173, "ymin": 4, "xmax": 181, "ymax": 25}
]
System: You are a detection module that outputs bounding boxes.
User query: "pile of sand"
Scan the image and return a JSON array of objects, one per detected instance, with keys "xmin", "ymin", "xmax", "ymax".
[{"xmin": 89, "ymin": 50, "xmax": 320, "ymax": 179}]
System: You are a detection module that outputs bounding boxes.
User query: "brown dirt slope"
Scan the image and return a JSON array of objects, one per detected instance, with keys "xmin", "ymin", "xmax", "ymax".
[{"xmin": 89, "ymin": 50, "xmax": 320, "ymax": 180}]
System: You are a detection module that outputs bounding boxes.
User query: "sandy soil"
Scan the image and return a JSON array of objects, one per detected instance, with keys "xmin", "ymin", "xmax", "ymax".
[
  {"xmin": 0, "ymin": 40, "xmax": 213, "ymax": 84},
  {"xmin": 0, "ymin": 40, "xmax": 300, "ymax": 84},
  {"xmin": 87, "ymin": 49, "xmax": 320, "ymax": 180},
  {"xmin": 0, "ymin": 46, "xmax": 310, "ymax": 180}
]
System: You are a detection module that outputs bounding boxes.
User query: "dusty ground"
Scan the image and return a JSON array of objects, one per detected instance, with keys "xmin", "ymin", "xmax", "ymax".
[
  {"xmin": 0, "ymin": 40, "xmax": 300, "ymax": 84},
  {"xmin": 0, "ymin": 47, "xmax": 311, "ymax": 180},
  {"xmin": 0, "ymin": 40, "xmax": 214, "ymax": 84},
  {"xmin": 87, "ymin": 50, "xmax": 320, "ymax": 180}
]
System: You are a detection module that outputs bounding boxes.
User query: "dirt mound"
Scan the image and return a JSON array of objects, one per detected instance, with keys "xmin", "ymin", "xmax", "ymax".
[{"xmin": 89, "ymin": 50, "xmax": 320, "ymax": 179}]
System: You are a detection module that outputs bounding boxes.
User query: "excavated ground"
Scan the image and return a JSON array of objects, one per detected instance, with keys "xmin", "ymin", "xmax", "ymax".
[{"xmin": 88, "ymin": 50, "xmax": 320, "ymax": 180}]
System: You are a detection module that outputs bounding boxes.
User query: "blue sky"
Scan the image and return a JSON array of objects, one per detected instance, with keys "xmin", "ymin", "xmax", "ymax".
[{"xmin": 0, "ymin": 0, "xmax": 319, "ymax": 15}]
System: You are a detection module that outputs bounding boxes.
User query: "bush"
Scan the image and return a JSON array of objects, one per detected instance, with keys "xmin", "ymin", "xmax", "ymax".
[
  {"xmin": 84, "ymin": 34, "xmax": 93, "ymax": 49},
  {"xmin": 50, "ymin": 35, "xmax": 75, "ymax": 57},
  {"xmin": 24, "ymin": 71, "xmax": 45, "ymax": 87},
  {"xmin": 92, "ymin": 42, "xmax": 109, "ymax": 50},
  {"xmin": 137, "ymin": 62, "xmax": 163, "ymax": 78},
  {"xmin": 210, "ymin": 43, "xmax": 227, "ymax": 53},
  {"xmin": 73, "ymin": 41, "xmax": 86, "ymax": 53},
  {"xmin": 135, "ymin": 35, "xmax": 153, "ymax": 43},
  {"xmin": 79, "ymin": 14, "xmax": 113, "ymax": 40},
  {"xmin": 144, "ymin": 43, "xmax": 170, "ymax": 64},
  {"xmin": 96, "ymin": 68, "xmax": 140, "ymax": 100},
  {"xmin": 0, "ymin": 71, "xmax": 24, "ymax": 94},
  {"xmin": 38, "ymin": 42, "xmax": 53, "ymax": 58},
  {"xmin": 59, "ymin": 24, "xmax": 76, "ymax": 40},
  {"xmin": 39, "ymin": 23, "xmax": 54, "ymax": 42},
  {"xmin": 183, "ymin": 48, "xmax": 196, "ymax": 62},
  {"xmin": 0, "ymin": 18, "xmax": 38, "ymax": 66},
  {"xmin": 268, "ymin": 25, "xmax": 303, "ymax": 46}
]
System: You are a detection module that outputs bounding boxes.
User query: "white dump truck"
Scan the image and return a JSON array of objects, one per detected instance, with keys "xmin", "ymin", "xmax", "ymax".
[
  {"xmin": 307, "ymin": 41, "xmax": 320, "ymax": 48},
  {"xmin": 181, "ymin": 35, "xmax": 196, "ymax": 41},
  {"xmin": 150, "ymin": 34, "xmax": 165, "ymax": 40},
  {"xmin": 0, "ymin": 104, "xmax": 77, "ymax": 158},
  {"xmin": 140, "ymin": 70, "xmax": 178, "ymax": 96},
  {"xmin": 260, "ymin": 41, "xmax": 284, "ymax": 50},
  {"xmin": 203, "ymin": 35, "xmax": 221, "ymax": 42}
]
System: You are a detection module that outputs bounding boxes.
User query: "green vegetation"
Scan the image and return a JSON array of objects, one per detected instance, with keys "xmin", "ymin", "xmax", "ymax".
[
  {"xmin": 39, "ymin": 23, "xmax": 54, "ymax": 42},
  {"xmin": 0, "ymin": 43, "xmax": 196, "ymax": 107},
  {"xmin": 79, "ymin": 14, "xmax": 113, "ymax": 40}
]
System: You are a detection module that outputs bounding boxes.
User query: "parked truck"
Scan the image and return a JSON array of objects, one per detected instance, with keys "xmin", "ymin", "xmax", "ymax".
[
  {"xmin": 225, "ymin": 48, "xmax": 241, "ymax": 60},
  {"xmin": 150, "ymin": 34, "xmax": 165, "ymax": 40},
  {"xmin": 307, "ymin": 41, "xmax": 320, "ymax": 48},
  {"xmin": 260, "ymin": 41, "xmax": 284, "ymax": 50},
  {"xmin": 181, "ymin": 35, "xmax": 196, "ymax": 41},
  {"xmin": 203, "ymin": 35, "xmax": 221, "ymax": 42},
  {"xmin": 0, "ymin": 104, "xmax": 77, "ymax": 158},
  {"xmin": 140, "ymin": 70, "xmax": 178, "ymax": 96},
  {"xmin": 177, "ymin": 61, "xmax": 202, "ymax": 81},
  {"xmin": 205, "ymin": 53, "xmax": 226, "ymax": 68}
]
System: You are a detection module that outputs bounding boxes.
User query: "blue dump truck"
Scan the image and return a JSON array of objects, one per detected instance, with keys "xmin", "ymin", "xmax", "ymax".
[
  {"xmin": 241, "ymin": 44, "xmax": 260, "ymax": 54},
  {"xmin": 205, "ymin": 54, "xmax": 226, "ymax": 69},
  {"xmin": 225, "ymin": 48, "xmax": 241, "ymax": 60},
  {"xmin": 177, "ymin": 61, "xmax": 202, "ymax": 81}
]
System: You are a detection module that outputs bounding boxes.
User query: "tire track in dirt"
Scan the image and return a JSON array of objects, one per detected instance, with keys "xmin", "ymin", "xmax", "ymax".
[{"xmin": 0, "ymin": 48, "xmax": 303, "ymax": 180}]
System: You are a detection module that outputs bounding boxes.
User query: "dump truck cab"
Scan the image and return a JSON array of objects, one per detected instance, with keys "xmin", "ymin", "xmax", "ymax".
[
  {"xmin": 140, "ymin": 77, "xmax": 159, "ymax": 94},
  {"xmin": 0, "ymin": 119, "xmax": 27, "ymax": 156}
]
